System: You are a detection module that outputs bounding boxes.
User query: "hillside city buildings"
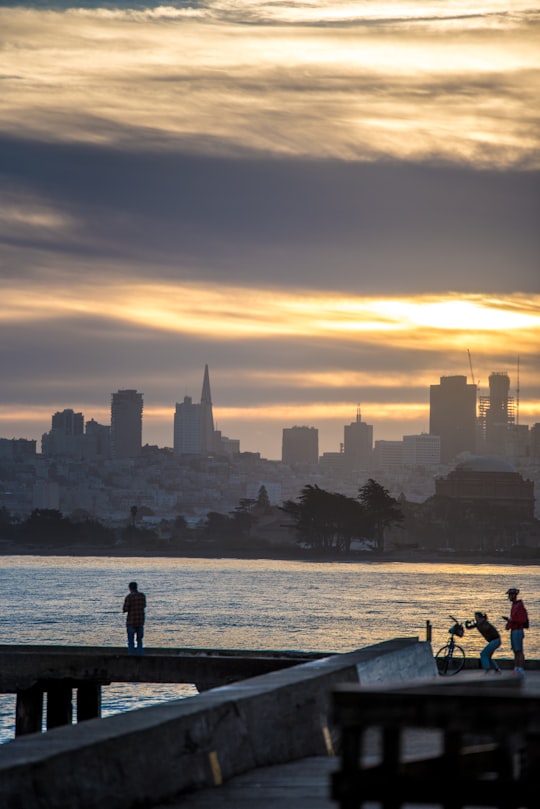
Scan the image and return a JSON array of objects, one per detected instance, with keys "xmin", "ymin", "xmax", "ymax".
[{"xmin": 1, "ymin": 365, "xmax": 539, "ymax": 536}]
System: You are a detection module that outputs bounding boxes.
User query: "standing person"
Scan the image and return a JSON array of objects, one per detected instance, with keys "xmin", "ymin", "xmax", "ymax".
[
  {"xmin": 465, "ymin": 611, "xmax": 501, "ymax": 673},
  {"xmin": 502, "ymin": 587, "xmax": 529, "ymax": 677},
  {"xmin": 123, "ymin": 581, "xmax": 146, "ymax": 655}
]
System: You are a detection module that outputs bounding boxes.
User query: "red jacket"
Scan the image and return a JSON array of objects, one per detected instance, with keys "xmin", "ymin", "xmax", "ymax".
[{"xmin": 506, "ymin": 599, "xmax": 528, "ymax": 630}]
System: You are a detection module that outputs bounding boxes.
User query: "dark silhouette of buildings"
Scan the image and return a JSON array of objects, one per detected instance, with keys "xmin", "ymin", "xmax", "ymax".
[
  {"xmin": 41, "ymin": 408, "xmax": 84, "ymax": 457},
  {"xmin": 111, "ymin": 390, "xmax": 143, "ymax": 459},
  {"xmin": 174, "ymin": 364, "xmax": 216, "ymax": 456},
  {"xmin": 429, "ymin": 375, "xmax": 477, "ymax": 463},
  {"xmin": 478, "ymin": 372, "xmax": 515, "ymax": 455},
  {"xmin": 343, "ymin": 407, "xmax": 373, "ymax": 471},
  {"xmin": 282, "ymin": 426, "xmax": 319, "ymax": 465}
]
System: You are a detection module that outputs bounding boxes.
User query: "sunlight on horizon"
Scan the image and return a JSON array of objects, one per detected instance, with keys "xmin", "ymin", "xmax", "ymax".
[{"xmin": 3, "ymin": 283, "xmax": 540, "ymax": 339}]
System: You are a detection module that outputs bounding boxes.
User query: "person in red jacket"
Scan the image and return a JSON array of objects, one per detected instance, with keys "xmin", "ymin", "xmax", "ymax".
[{"xmin": 502, "ymin": 587, "xmax": 529, "ymax": 676}]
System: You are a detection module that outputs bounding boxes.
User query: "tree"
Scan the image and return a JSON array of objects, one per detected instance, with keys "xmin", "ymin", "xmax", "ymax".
[
  {"xmin": 0, "ymin": 506, "xmax": 17, "ymax": 541},
  {"xmin": 255, "ymin": 485, "xmax": 271, "ymax": 515},
  {"xmin": 21, "ymin": 509, "xmax": 73, "ymax": 545},
  {"xmin": 280, "ymin": 484, "xmax": 367, "ymax": 555},
  {"xmin": 357, "ymin": 479, "xmax": 403, "ymax": 551},
  {"xmin": 170, "ymin": 515, "xmax": 189, "ymax": 543}
]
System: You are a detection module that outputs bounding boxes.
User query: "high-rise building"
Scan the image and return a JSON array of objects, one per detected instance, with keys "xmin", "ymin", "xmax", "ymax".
[
  {"xmin": 281, "ymin": 426, "xmax": 318, "ymax": 465},
  {"xmin": 42, "ymin": 408, "xmax": 85, "ymax": 458},
  {"xmin": 110, "ymin": 389, "xmax": 143, "ymax": 458},
  {"xmin": 343, "ymin": 407, "xmax": 373, "ymax": 470},
  {"xmin": 0, "ymin": 438, "xmax": 36, "ymax": 462},
  {"xmin": 478, "ymin": 372, "xmax": 515, "ymax": 455},
  {"xmin": 85, "ymin": 418, "xmax": 111, "ymax": 460},
  {"xmin": 372, "ymin": 440, "xmax": 403, "ymax": 469},
  {"xmin": 530, "ymin": 423, "xmax": 540, "ymax": 460},
  {"xmin": 200, "ymin": 364, "xmax": 215, "ymax": 455},
  {"xmin": 402, "ymin": 434, "xmax": 441, "ymax": 467},
  {"xmin": 174, "ymin": 365, "xmax": 216, "ymax": 456},
  {"xmin": 429, "ymin": 375, "xmax": 477, "ymax": 463},
  {"xmin": 51, "ymin": 409, "xmax": 84, "ymax": 436}
]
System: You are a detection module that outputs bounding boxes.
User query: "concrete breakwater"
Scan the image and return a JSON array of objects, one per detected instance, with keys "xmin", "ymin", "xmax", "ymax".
[{"xmin": 0, "ymin": 637, "xmax": 436, "ymax": 809}]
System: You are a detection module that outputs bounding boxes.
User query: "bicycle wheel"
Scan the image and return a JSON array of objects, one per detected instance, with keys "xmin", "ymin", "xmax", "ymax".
[{"xmin": 435, "ymin": 643, "xmax": 465, "ymax": 675}]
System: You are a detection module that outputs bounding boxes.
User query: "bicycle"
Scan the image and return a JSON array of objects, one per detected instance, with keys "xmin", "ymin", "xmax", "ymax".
[{"xmin": 435, "ymin": 615, "xmax": 466, "ymax": 675}]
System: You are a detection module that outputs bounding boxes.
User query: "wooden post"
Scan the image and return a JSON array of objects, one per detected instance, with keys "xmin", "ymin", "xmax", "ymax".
[
  {"xmin": 77, "ymin": 682, "xmax": 102, "ymax": 722},
  {"xmin": 46, "ymin": 683, "xmax": 73, "ymax": 729},
  {"xmin": 15, "ymin": 684, "xmax": 44, "ymax": 736},
  {"xmin": 426, "ymin": 620, "xmax": 432, "ymax": 642}
]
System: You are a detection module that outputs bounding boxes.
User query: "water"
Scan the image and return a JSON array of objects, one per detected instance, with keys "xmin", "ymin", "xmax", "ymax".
[{"xmin": 0, "ymin": 555, "xmax": 537, "ymax": 744}]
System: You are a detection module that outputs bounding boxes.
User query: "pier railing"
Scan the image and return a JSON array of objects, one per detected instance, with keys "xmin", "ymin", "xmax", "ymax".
[{"xmin": 331, "ymin": 674, "xmax": 539, "ymax": 809}]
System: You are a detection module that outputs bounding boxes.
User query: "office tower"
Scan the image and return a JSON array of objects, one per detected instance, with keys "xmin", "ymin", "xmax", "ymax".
[
  {"xmin": 343, "ymin": 407, "xmax": 373, "ymax": 470},
  {"xmin": 402, "ymin": 434, "xmax": 441, "ymax": 466},
  {"xmin": 110, "ymin": 389, "xmax": 143, "ymax": 458},
  {"xmin": 429, "ymin": 375, "xmax": 477, "ymax": 464},
  {"xmin": 51, "ymin": 409, "xmax": 84, "ymax": 436},
  {"xmin": 42, "ymin": 408, "xmax": 85, "ymax": 457},
  {"xmin": 282, "ymin": 426, "xmax": 318, "ymax": 465},
  {"xmin": 174, "ymin": 365, "xmax": 216, "ymax": 456},
  {"xmin": 372, "ymin": 440, "xmax": 403, "ymax": 469},
  {"xmin": 85, "ymin": 418, "xmax": 111, "ymax": 460},
  {"xmin": 530, "ymin": 423, "xmax": 540, "ymax": 460},
  {"xmin": 200, "ymin": 364, "xmax": 215, "ymax": 455},
  {"xmin": 478, "ymin": 372, "xmax": 515, "ymax": 455},
  {"xmin": 0, "ymin": 438, "xmax": 36, "ymax": 462}
]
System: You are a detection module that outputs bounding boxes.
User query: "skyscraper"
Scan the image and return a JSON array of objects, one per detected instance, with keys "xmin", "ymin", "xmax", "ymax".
[
  {"xmin": 42, "ymin": 408, "xmax": 85, "ymax": 457},
  {"xmin": 282, "ymin": 426, "xmax": 319, "ymax": 465},
  {"xmin": 478, "ymin": 372, "xmax": 515, "ymax": 455},
  {"xmin": 174, "ymin": 365, "xmax": 216, "ymax": 456},
  {"xmin": 429, "ymin": 375, "xmax": 477, "ymax": 463},
  {"xmin": 343, "ymin": 407, "xmax": 373, "ymax": 470},
  {"xmin": 110, "ymin": 389, "xmax": 143, "ymax": 459},
  {"xmin": 51, "ymin": 409, "xmax": 84, "ymax": 436}
]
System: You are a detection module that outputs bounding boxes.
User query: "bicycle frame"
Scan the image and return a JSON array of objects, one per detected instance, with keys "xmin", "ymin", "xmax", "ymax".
[{"xmin": 435, "ymin": 614, "xmax": 466, "ymax": 675}]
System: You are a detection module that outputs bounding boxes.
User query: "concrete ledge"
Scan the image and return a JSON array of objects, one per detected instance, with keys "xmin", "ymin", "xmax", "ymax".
[{"xmin": 0, "ymin": 638, "xmax": 437, "ymax": 809}]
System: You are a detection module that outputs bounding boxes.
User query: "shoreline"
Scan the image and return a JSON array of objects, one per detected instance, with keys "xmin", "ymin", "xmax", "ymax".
[{"xmin": 1, "ymin": 542, "xmax": 539, "ymax": 565}]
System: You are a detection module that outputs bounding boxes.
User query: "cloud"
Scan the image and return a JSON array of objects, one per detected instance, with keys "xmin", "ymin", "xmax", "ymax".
[
  {"xmin": 1, "ymin": 3, "xmax": 539, "ymax": 166},
  {"xmin": 1, "ymin": 134, "xmax": 539, "ymax": 292},
  {"xmin": 0, "ymin": 1, "xmax": 539, "ymax": 458}
]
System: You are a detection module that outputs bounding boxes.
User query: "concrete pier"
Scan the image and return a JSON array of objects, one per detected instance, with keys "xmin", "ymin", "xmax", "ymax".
[
  {"xmin": 1, "ymin": 644, "xmax": 325, "ymax": 736},
  {"xmin": 0, "ymin": 637, "xmax": 436, "ymax": 809}
]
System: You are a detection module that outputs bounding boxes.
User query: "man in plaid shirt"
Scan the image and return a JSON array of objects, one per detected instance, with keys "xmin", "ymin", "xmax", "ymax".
[{"xmin": 123, "ymin": 581, "xmax": 146, "ymax": 655}]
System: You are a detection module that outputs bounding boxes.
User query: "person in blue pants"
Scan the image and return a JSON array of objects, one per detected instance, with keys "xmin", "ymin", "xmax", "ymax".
[{"xmin": 465, "ymin": 611, "xmax": 501, "ymax": 673}]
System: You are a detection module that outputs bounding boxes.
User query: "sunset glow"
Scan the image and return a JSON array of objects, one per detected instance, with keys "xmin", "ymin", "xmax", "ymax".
[{"xmin": 0, "ymin": 0, "xmax": 538, "ymax": 458}]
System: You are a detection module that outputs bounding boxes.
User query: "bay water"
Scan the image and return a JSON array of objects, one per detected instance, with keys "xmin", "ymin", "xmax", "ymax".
[{"xmin": 0, "ymin": 555, "xmax": 538, "ymax": 744}]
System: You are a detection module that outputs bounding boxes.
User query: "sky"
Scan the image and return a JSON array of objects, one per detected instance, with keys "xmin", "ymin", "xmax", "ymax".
[{"xmin": 0, "ymin": 0, "xmax": 539, "ymax": 460}]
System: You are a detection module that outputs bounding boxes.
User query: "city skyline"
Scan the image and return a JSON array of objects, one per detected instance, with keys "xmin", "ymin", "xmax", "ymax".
[
  {"xmin": 1, "ymin": 0, "xmax": 539, "ymax": 461},
  {"xmin": 4, "ymin": 364, "xmax": 537, "ymax": 463}
]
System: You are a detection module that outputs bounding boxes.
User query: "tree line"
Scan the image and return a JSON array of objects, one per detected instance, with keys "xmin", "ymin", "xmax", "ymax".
[
  {"xmin": 0, "ymin": 478, "xmax": 403, "ymax": 556},
  {"xmin": 281, "ymin": 479, "xmax": 403, "ymax": 553}
]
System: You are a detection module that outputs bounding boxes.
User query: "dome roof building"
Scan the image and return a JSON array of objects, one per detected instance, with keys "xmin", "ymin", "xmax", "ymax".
[
  {"xmin": 454, "ymin": 455, "xmax": 517, "ymax": 474},
  {"xmin": 434, "ymin": 454, "xmax": 535, "ymax": 526}
]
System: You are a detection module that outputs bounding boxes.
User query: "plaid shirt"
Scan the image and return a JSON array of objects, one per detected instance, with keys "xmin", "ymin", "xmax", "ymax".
[{"xmin": 123, "ymin": 591, "xmax": 146, "ymax": 627}]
